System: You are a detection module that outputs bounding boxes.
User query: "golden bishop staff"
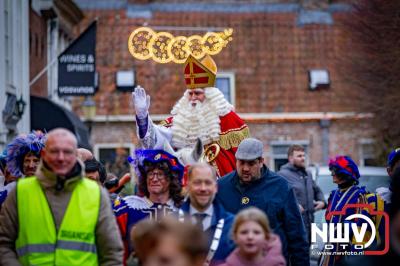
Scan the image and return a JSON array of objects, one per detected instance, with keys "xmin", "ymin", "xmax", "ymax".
[{"xmin": 128, "ymin": 26, "xmax": 233, "ymax": 64}]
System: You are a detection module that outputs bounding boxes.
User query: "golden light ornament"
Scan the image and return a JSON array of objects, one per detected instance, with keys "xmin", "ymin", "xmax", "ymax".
[
  {"xmin": 220, "ymin": 28, "xmax": 233, "ymax": 48},
  {"xmin": 203, "ymin": 32, "xmax": 224, "ymax": 55},
  {"xmin": 127, "ymin": 27, "xmax": 234, "ymax": 64},
  {"xmin": 149, "ymin": 31, "xmax": 174, "ymax": 63},
  {"xmin": 128, "ymin": 27, "xmax": 155, "ymax": 60},
  {"xmin": 187, "ymin": 35, "xmax": 205, "ymax": 59},
  {"xmin": 167, "ymin": 36, "xmax": 189, "ymax": 64},
  {"xmin": 223, "ymin": 28, "xmax": 233, "ymax": 37}
]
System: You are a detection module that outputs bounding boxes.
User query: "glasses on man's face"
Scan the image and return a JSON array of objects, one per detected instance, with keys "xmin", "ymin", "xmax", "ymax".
[{"xmin": 147, "ymin": 171, "xmax": 166, "ymax": 180}]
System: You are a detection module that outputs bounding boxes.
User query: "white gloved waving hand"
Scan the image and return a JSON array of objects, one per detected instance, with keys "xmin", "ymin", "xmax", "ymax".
[{"xmin": 132, "ymin": 86, "xmax": 150, "ymax": 119}]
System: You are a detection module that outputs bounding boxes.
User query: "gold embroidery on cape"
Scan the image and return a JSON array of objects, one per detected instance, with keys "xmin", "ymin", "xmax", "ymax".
[{"xmin": 217, "ymin": 126, "xmax": 250, "ymax": 150}]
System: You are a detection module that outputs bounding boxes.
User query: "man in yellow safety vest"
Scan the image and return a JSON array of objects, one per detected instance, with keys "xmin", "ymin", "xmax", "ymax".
[{"xmin": 0, "ymin": 128, "xmax": 123, "ymax": 265}]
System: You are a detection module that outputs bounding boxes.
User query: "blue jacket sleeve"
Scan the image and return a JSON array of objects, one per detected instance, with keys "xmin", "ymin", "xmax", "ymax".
[{"xmin": 283, "ymin": 187, "xmax": 310, "ymax": 266}]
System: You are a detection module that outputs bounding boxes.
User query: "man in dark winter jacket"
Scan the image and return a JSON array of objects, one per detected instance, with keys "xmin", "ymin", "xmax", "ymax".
[
  {"xmin": 278, "ymin": 144, "xmax": 326, "ymax": 243},
  {"xmin": 180, "ymin": 163, "xmax": 235, "ymax": 266},
  {"xmin": 216, "ymin": 138, "xmax": 309, "ymax": 266}
]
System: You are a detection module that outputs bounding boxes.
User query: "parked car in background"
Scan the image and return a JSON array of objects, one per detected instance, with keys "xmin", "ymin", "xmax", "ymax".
[{"xmin": 308, "ymin": 165, "xmax": 390, "ymax": 261}]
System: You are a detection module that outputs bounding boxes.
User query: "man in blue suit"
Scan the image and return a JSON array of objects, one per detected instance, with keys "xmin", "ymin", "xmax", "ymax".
[{"xmin": 180, "ymin": 163, "xmax": 235, "ymax": 266}]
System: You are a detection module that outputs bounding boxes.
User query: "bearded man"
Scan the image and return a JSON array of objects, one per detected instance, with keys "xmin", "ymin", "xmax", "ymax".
[{"xmin": 132, "ymin": 55, "xmax": 249, "ymax": 177}]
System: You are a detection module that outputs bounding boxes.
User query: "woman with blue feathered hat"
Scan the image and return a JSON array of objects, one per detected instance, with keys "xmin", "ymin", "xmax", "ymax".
[{"xmin": 113, "ymin": 149, "xmax": 184, "ymax": 264}]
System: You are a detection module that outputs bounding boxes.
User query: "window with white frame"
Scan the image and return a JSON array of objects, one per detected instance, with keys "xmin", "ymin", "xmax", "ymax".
[
  {"xmin": 216, "ymin": 72, "xmax": 235, "ymax": 105},
  {"xmin": 94, "ymin": 143, "xmax": 134, "ymax": 178},
  {"xmin": 269, "ymin": 141, "xmax": 309, "ymax": 171},
  {"xmin": 359, "ymin": 139, "xmax": 378, "ymax": 166}
]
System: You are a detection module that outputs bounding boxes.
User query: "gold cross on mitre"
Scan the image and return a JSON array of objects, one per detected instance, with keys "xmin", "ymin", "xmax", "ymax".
[{"xmin": 184, "ymin": 54, "xmax": 217, "ymax": 89}]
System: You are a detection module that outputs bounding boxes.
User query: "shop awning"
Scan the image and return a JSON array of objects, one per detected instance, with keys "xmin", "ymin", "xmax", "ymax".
[{"xmin": 30, "ymin": 95, "xmax": 91, "ymax": 149}]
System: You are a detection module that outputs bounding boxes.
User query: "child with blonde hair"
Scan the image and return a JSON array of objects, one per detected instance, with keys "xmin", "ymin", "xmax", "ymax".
[{"xmin": 221, "ymin": 207, "xmax": 285, "ymax": 266}]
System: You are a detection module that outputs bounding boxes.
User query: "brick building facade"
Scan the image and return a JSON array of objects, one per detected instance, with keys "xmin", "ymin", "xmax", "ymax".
[
  {"xmin": 29, "ymin": 8, "xmax": 48, "ymax": 97},
  {"xmin": 73, "ymin": 0, "xmax": 376, "ymax": 171}
]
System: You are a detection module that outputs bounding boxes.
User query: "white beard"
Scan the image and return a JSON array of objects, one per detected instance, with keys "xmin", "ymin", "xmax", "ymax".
[{"xmin": 170, "ymin": 87, "xmax": 233, "ymax": 149}]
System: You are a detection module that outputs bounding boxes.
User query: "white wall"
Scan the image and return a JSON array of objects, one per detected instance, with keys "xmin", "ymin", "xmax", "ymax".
[{"xmin": 0, "ymin": 0, "xmax": 30, "ymax": 150}]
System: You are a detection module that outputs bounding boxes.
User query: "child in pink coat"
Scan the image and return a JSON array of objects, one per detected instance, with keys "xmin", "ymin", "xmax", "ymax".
[{"xmin": 220, "ymin": 207, "xmax": 286, "ymax": 266}]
